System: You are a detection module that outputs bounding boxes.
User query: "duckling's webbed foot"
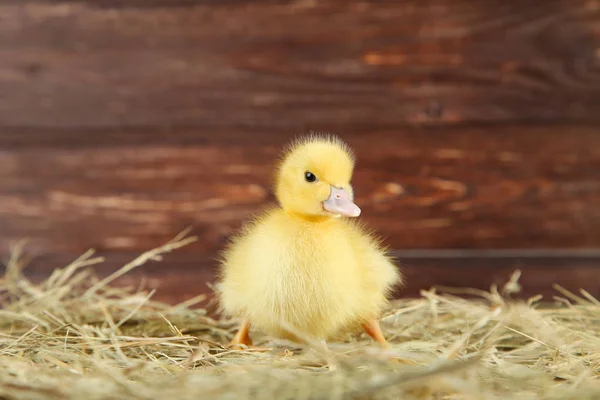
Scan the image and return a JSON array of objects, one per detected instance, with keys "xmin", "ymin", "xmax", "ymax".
[
  {"xmin": 230, "ymin": 319, "xmax": 253, "ymax": 346},
  {"xmin": 362, "ymin": 319, "xmax": 391, "ymax": 348}
]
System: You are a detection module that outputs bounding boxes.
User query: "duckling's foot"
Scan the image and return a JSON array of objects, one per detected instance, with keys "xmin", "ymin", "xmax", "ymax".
[
  {"xmin": 362, "ymin": 319, "xmax": 391, "ymax": 348},
  {"xmin": 229, "ymin": 344, "xmax": 272, "ymax": 352},
  {"xmin": 230, "ymin": 319, "xmax": 252, "ymax": 347}
]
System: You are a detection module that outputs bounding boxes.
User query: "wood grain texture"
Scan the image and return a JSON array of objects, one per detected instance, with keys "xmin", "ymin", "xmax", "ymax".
[
  {"xmin": 17, "ymin": 252, "xmax": 600, "ymax": 304},
  {"xmin": 0, "ymin": 0, "xmax": 599, "ymax": 127},
  {"xmin": 1, "ymin": 1, "xmax": 599, "ymax": 299},
  {"xmin": 1, "ymin": 125, "xmax": 599, "ymax": 257}
]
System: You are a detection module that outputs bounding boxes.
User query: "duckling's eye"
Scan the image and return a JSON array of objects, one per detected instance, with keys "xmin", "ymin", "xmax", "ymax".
[{"xmin": 304, "ymin": 171, "xmax": 317, "ymax": 183}]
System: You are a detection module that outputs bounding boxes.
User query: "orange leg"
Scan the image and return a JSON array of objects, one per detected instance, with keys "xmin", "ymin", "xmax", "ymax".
[
  {"xmin": 362, "ymin": 319, "xmax": 391, "ymax": 348},
  {"xmin": 230, "ymin": 319, "xmax": 252, "ymax": 346}
]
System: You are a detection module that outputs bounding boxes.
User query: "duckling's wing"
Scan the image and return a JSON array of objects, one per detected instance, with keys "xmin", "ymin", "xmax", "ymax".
[
  {"xmin": 343, "ymin": 220, "xmax": 403, "ymax": 294},
  {"xmin": 216, "ymin": 207, "xmax": 280, "ymax": 316}
]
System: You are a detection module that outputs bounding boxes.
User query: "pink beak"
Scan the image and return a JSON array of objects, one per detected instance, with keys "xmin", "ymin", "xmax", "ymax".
[{"xmin": 323, "ymin": 186, "xmax": 361, "ymax": 217}]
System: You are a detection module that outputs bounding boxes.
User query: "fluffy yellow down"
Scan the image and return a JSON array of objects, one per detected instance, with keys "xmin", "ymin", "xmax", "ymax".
[{"xmin": 218, "ymin": 134, "xmax": 402, "ymax": 342}]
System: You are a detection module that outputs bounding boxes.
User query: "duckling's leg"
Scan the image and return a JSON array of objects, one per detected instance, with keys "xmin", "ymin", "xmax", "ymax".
[
  {"xmin": 362, "ymin": 319, "xmax": 391, "ymax": 348},
  {"xmin": 230, "ymin": 319, "xmax": 252, "ymax": 346}
]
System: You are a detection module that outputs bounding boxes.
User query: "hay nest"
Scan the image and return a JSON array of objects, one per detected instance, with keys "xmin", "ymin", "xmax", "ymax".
[{"xmin": 0, "ymin": 232, "xmax": 599, "ymax": 400}]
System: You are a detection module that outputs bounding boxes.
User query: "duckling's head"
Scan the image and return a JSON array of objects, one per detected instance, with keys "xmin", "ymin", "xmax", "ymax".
[{"xmin": 275, "ymin": 134, "xmax": 361, "ymax": 219}]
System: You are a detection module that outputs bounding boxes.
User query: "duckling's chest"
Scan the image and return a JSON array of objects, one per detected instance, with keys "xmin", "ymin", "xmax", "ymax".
[
  {"xmin": 255, "ymin": 219, "xmax": 362, "ymax": 304},
  {"xmin": 271, "ymin": 220, "xmax": 357, "ymax": 271}
]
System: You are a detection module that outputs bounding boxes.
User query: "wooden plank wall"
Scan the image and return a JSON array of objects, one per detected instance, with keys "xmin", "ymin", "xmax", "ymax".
[{"xmin": 1, "ymin": 0, "xmax": 600, "ymax": 303}]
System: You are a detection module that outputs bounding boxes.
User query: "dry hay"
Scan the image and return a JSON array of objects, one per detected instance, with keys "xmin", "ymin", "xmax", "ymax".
[{"xmin": 0, "ymin": 232, "xmax": 599, "ymax": 400}]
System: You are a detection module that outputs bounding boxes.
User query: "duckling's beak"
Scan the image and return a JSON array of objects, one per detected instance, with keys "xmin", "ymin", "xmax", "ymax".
[{"xmin": 323, "ymin": 186, "xmax": 361, "ymax": 217}]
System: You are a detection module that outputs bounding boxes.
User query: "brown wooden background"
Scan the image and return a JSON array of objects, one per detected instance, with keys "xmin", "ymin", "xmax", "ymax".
[{"xmin": 1, "ymin": 0, "xmax": 600, "ymax": 303}]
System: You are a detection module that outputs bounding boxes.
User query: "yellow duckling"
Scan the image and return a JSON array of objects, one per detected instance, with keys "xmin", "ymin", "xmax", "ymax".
[{"xmin": 217, "ymin": 134, "xmax": 402, "ymax": 347}]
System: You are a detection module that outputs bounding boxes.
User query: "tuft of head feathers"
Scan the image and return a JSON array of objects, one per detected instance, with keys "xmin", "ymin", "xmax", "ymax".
[
  {"xmin": 277, "ymin": 132, "xmax": 355, "ymax": 167},
  {"xmin": 274, "ymin": 133, "xmax": 357, "ymax": 217}
]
